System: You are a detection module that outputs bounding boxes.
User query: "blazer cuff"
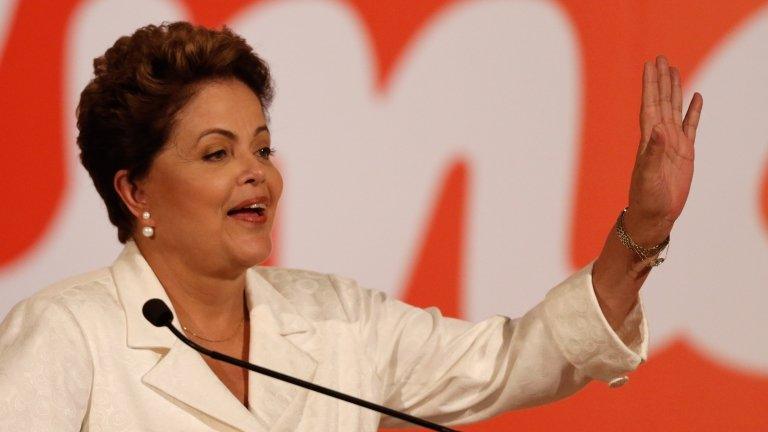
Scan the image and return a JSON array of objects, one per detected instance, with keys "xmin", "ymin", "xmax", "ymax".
[{"xmin": 542, "ymin": 262, "xmax": 649, "ymax": 385}]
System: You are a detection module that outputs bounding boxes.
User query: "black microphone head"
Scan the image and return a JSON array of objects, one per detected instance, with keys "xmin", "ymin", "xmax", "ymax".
[{"xmin": 142, "ymin": 298, "xmax": 174, "ymax": 327}]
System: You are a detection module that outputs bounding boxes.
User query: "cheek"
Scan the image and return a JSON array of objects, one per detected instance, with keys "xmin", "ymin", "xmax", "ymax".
[{"xmin": 157, "ymin": 172, "xmax": 230, "ymax": 222}]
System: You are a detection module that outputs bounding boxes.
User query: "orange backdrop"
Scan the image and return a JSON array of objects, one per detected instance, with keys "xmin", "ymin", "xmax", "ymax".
[{"xmin": 1, "ymin": 0, "xmax": 766, "ymax": 430}]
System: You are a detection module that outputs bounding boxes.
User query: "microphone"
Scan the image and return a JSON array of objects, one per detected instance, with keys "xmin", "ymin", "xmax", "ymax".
[{"xmin": 142, "ymin": 299, "xmax": 460, "ymax": 432}]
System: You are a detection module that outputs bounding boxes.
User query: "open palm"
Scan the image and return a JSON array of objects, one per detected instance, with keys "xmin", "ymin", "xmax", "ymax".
[{"xmin": 628, "ymin": 56, "xmax": 704, "ymax": 228}]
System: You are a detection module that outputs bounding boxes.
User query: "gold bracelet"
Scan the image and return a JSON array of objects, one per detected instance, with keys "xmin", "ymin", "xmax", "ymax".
[{"xmin": 615, "ymin": 207, "xmax": 670, "ymax": 267}]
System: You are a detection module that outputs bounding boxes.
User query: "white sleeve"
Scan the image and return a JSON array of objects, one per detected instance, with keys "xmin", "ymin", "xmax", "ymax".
[
  {"xmin": 353, "ymin": 263, "xmax": 647, "ymax": 428},
  {"xmin": 0, "ymin": 294, "xmax": 93, "ymax": 431}
]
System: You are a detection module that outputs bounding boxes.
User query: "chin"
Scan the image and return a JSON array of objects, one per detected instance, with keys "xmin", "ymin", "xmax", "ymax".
[{"xmin": 232, "ymin": 238, "xmax": 272, "ymax": 268}]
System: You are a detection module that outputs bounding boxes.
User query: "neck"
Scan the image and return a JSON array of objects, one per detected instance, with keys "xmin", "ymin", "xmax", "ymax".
[{"xmin": 134, "ymin": 238, "xmax": 248, "ymax": 332}]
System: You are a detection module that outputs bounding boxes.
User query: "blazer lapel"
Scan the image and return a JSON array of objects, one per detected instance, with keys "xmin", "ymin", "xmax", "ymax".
[
  {"xmin": 112, "ymin": 241, "xmax": 266, "ymax": 432},
  {"xmin": 245, "ymin": 270, "xmax": 319, "ymax": 430},
  {"xmin": 142, "ymin": 338, "xmax": 268, "ymax": 432},
  {"xmin": 112, "ymin": 240, "xmax": 176, "ymax": 350}
]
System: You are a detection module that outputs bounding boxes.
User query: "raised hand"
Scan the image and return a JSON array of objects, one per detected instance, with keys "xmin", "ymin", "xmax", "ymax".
[
  {"xmin": 625, "ymin": 56, "xmax": 704, "ymax": 244},
  {"xmin": 591, "ymin": 56, "xmax": 704, "ymax": 331}
]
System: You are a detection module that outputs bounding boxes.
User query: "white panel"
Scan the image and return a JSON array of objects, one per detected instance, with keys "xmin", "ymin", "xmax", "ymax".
[
  {"xmin": 230, "ymin": 0, "xmax": 580, "ymax": 321},
  {"xmin": 647, "ymin": 4, "xmax": 768, "ymax": 371},
  {"xmin": 398, "ymin": 1, "xmax": 580, "ymax": 320}
]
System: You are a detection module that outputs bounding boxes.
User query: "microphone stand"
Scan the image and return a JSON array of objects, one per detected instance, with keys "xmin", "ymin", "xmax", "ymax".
[{"xmin": 161, "ymin": 317, "xmax": 461, "ymax": 431}]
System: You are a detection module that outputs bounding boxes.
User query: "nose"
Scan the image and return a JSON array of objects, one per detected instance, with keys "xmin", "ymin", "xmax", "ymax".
[{"xmin": 237, "ymin": 154, "xmax": 266, "ymax": 186}]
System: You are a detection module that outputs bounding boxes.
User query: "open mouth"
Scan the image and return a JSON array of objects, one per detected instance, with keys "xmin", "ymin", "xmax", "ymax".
[{"xmin": 227, "ymin": 203, "xmax": 267, "ymax": 217}]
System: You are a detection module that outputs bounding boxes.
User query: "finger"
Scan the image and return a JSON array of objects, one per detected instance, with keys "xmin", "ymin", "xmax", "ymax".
[
  {"xmin": 682, "ymin": 92, "xmax": 704, "ymax": 141},
  {"xmin": 642, "ymin": 60, "xmax": 659, "ymax": 109},
  {"xmin": 671, "ymin": 66, "xmax": 683, "ymax": 125},
  {"xmin": 640, "ymin": 60, "xmax": 660, "ymax": 144},
  {"xmin": 657, "ymin": 56, "xmax": 674, "ymax": 124}
]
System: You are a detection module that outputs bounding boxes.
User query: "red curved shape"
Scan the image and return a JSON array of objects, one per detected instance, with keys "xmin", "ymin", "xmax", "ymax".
[
  {"xmin": 458, "ymin": 338, "xmax": 768, "ymax": 431},
  {"xmin": 0, "ymin": 0, "xmax": 82, "ymax": 267}
]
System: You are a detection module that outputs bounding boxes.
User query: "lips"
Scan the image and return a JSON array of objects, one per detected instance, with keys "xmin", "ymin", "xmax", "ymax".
[{"xmin": 227, "ymin": 197, "xmax": 269, "ymax": 224}]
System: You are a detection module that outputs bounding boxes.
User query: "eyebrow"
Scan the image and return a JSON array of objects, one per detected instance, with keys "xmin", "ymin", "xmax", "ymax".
[{"xmin": 196, "ymin": 125, "xmax": 270, "ymax": 144}]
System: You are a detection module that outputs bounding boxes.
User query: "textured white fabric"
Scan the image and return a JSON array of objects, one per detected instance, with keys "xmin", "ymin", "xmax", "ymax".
[{"xmin": 0, "ymin": 241, "xmax": 647, "ymax": 431}]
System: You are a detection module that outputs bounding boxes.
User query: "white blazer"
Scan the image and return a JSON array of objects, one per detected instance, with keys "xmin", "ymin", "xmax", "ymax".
[{"xmin": 0, "ymin": 241, "xmax": 647, "ymax": 431}]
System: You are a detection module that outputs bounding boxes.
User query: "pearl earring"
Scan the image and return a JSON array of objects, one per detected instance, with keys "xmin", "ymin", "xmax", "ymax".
[
  {"xmin": 142, "ymin": 226, "xmax": 154, "ymax": 238},
  {"xmin": 141, "ymin": 211, "xmax": 154, "ymax": 237}
]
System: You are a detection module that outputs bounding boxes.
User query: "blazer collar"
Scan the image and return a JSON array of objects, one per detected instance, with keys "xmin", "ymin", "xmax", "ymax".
[
  {"xmin": 245, "ymin": 270, "xmax": 319, "ymax": 429},
  {"xmin": 111, "ymin": 240, "xmax": 177, "ymax": 350},
  {"xmin": 111, "ymin": 241, "xmax": 318, "ymax": 431}
]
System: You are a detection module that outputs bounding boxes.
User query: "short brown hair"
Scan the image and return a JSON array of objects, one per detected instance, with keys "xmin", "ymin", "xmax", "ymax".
[{"xmin": 76, "ymin": 21, "xmax": 274, "ymax": 242}]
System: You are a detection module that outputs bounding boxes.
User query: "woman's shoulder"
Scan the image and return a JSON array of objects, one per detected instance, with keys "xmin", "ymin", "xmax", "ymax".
[
  {"xmin": 0, "ymin": 272, "xmax": 102, "ymax": 429},
  {"xmin": 5, "ymin": 267, "xmax": 120, "ymax": 326}
]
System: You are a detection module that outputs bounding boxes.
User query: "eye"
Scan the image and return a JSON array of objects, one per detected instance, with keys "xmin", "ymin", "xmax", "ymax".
[
  {"xmin": 257, "ymin": 146, "xmax": 276, "ymax": 159},
  {"xmin": 203, "ymin": 149, "xmax": 227, "ymax": 161}
]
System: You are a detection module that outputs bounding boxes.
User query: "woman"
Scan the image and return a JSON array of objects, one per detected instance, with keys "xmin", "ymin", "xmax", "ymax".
[{"xmin": 0, "ymin": 21, "xmax": 702, "ymax": 431}]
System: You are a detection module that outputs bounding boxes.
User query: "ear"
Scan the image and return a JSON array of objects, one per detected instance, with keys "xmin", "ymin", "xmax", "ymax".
[{"xmin": 113, "ymin": 169, "xmax": 148, "ymax": 219}]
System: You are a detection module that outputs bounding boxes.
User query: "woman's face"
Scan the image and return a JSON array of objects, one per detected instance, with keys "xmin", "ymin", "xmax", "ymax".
[{"xmin": 137, "ymin": 78, "xmax": 282, "ymax": 274}]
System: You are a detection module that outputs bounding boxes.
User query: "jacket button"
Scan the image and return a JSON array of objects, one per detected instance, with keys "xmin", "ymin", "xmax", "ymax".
[{"xmin": 608, "ymin": 376, "xmax": 629, "ymax": 388}]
